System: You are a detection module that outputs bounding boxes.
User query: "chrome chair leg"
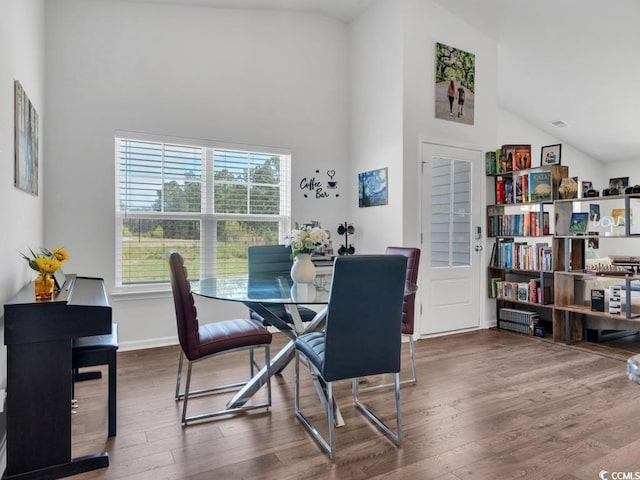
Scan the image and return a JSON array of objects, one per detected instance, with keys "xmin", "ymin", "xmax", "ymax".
[
  {"xmin": 176, "ymin": 345, "xmax": 272, "ymax": 425},
  {"xmin": 294, "ymin": 351, "xmax": 335, "ymax": 458},
  {"xmin": 175, "ymin": 350, "xmax": 184, "ymax": 400},
  {"xmin": 407, "ymin": 336, "xmax": 417, "ymax": 385},
  {"xmin": 352, "ymin": 372, "xmax": 402, "ymax": 445}
]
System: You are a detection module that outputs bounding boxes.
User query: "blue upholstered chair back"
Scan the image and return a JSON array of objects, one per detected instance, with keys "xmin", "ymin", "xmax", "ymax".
[
  {"xmin": 321, "ymin": 255, "xmax": 407, "ymax": 382},
  {"xmin": 248, "ymin": 245, "xmax": 293, "ymax": 275}
]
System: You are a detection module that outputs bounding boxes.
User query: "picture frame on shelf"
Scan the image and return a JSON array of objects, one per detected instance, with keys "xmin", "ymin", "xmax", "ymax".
[
  {"xmin": 581, "ymin": 180, "xmax": 592, "ymax": 198},
  {"xmin": 502, "ymin": 144, "xmax": 531, "ymax": 171},
  {"xmin": 568, "ymin": 212, "xmax": 589, "ymax": 234},
  {"xmin": 608, "ymin": 177, "xmax": 629, "ymax": 194},
  {"xmin": 541, "ymin": 144, "xmax": 561, "ymax": 166},
  {"xmin": 589, "ymin": 204, "xmax": 600, "ymax": 222}
]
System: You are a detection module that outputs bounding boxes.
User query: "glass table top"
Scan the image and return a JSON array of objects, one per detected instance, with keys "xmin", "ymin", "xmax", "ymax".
[
  {"xmin": 192, "ymin": 272, "xmax": 417, "ymax": 305},
  {"xmin": 192, "ymin": 273, "xmax": 333, "ymax": 304}
]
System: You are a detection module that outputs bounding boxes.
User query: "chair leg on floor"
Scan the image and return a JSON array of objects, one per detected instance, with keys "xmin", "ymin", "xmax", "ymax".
[
  {"xmin": 177, "ymin": 346, "xmax": 272, "ymax": 426},
  {"xmin": 175, "ymin": 350, "xmax": 184, "ymax": 400},
  {"xmin": 407, "ymin": 336, "xmax": 417, "ymax": 385},
  {"xmin": 353, "ymin": 372, "xmax": 402, "ymax": 445},
  {"xmin": 294, "ymin": 352, "xmax": 335, "ymax": 458}
]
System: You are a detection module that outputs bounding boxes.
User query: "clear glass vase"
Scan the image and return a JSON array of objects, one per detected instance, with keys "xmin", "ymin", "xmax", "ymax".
[{"xmin": 34, "ymin": 273, "xmax": 54, "ymax": 301}]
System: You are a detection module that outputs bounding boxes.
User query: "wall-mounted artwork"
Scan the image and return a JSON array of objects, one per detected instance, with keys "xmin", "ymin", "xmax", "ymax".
[
  {"xmin": 14, "ymin": 80, "xmax": 39, "ymax": 195},
  {"xmin": 434, "ymin": 42, "xmax": 475, "ymax": 125},
  {"xmin": 358, "ymin": 167, "xmax": 388, "ymax": 208}
]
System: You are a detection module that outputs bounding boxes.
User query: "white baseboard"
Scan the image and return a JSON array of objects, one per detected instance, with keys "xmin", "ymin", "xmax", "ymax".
[{"xmin": 118, "ymin": 336, "xmax": 178, "ymax": 352}]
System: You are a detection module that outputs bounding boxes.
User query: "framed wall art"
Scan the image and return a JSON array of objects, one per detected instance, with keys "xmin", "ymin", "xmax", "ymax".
[
  {"xmin": 14, "ymin": 80, "xmax": 39, "ymax": 195},
  {"xmin": 434, "ymin": 42, "xmax": 475, "ymax": 125},
  {"xmin": 540, "ymin": 144, "xmax": 561, "ymax": 166},
  {"xmin": 358, "ymin": 167, "xmax": 388, "ymax": 207}
]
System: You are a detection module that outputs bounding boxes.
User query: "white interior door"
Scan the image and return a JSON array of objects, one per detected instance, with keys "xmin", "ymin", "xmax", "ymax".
[{"xmin": 419, "ymin": 141, "xmax": 483, "ymax": 335}]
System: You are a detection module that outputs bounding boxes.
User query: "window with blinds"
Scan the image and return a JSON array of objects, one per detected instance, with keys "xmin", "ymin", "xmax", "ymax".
[
  {"xmin": 115, "ymin": 134, "xmax": 291, "ymax": 289},
  {"xmin": 430, "ymin": 157, "xmax": 472, "ymax": 268}
]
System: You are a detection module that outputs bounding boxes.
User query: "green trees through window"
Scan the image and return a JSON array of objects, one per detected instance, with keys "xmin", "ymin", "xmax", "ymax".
[{"xmin": 116, "ymin": 137, "xmax": 290, "ymax": 287}]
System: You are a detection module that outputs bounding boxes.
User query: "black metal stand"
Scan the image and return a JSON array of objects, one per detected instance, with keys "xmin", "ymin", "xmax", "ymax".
[{"xmin": 336, "ymin": 222, "xmax": 355, "ymax": 256}]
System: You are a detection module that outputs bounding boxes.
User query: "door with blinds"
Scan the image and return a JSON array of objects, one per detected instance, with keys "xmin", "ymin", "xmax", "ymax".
[{"xmin": 419, "ymin": 141, "xmax": 483, "ymax": 335}]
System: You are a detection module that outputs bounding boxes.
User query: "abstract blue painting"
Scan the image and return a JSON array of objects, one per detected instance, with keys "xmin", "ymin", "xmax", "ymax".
[{"xmin": 358, "ymin": 167, "xmax": 388, "ymax": 208}]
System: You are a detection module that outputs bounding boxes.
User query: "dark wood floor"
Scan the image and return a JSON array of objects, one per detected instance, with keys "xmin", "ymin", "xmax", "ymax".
[{"xmin": 70, "ymin": 329, "xmax": 640, "ymax": 479}]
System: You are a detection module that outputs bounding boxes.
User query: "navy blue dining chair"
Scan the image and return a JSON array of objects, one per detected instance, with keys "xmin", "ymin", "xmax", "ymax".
[
  {"xmin": 294, "ymin": 254, "xmax": 407, "ymax": 458},
  {"xmin": 247, "ymin": 245, "xmax": 318, "ymax": 326}
]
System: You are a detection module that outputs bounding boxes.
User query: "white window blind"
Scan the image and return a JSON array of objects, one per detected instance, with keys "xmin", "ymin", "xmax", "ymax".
[
  {"xmin": 115, "ymin": 134, "xmax": 291, "ymax": 290},
  {"xmin": 430, "ymin": 157, "xmax": 472, "ymax": 268}
]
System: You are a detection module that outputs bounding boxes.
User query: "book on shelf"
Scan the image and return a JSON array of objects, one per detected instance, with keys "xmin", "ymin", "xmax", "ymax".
[
  {"xmin": 491, "ymin": 240, "xmax": 551, "ymax": 271},
  {"xmin": 495, "ymin": 278, "xmax": 551, "ymax": 305},
  {"xmin": 502, "ymin": 144, "xmax": 532, "ymax": 171},
  {"xmin": 485, "ymin": 151, "xmax": 497, "ymax": 175},
  {"xmin": 517, "ymin": 283, "xmax": 529, "ymax": 302},
  {"xmin": 529, "ymin": 171, "xmax": 552, "ymax": 202},
  {"xmin": 591, "ymin": 289, "xmax": 605, "ymax": 311},
  {"xmin": 490, "ymin": 277, "xmax": 501, "ymax": 298},
  {"xmin": 495, "ymin": 177, "xmax": 505, "ymax": 204},
  {"xmin": 504, "ymin": 178, "xmax": 514, "ymax": 204},
  {"xmin": 569, "ymin": 212, "xmax": 589, "ymax": 234},
  {"xmin": 487, "ymin": 211, "xmax": 550, "ymax": 237},
  {"xmin": 609, "ymin": 286, "xmax": 621, "ymax": 314}
]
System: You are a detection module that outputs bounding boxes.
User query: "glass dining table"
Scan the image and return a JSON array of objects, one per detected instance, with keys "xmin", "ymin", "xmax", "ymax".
[
  {"xmin": 192, "ymin": 272, "xmax": 333, "ymax": 411},
  {"xmin": 192, "ymin": 271, "xmax": 417, "ymax": 425}
]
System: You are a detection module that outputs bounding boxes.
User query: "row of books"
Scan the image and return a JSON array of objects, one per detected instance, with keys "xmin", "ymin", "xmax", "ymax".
[
  {"xmin": 497, "ymin": 307, "xmax": 539, "ymax": 336},
  {"xmin": 490, "ymin": 241, "xmax": 553, "ymax": 271},
  {"xmin": 495, "ymin": 170, "xmax": 553, "ymax": 204},
  {"xmin": 491, "ymin": 279, "xmax": 553, "ymax": 305},
  {"xmin": 488, "ymin": 211, "xmax": 550, "ymax": 237},
  {"xmin": 485, "ymin": 145, "xmax": 532, "ymax": 175}
]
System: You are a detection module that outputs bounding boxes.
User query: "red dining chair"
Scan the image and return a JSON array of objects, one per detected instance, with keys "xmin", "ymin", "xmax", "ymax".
[
  {"xmin": 386, "ymin": 246, "xmax": 420, "ymax": 385},
  {"xmin": 361, "ymin": 246, "xmax": 420, "ymax": 391},
  {"xmin": 168, "ymin": 251, "xmax": 273, "ymax": 425}
]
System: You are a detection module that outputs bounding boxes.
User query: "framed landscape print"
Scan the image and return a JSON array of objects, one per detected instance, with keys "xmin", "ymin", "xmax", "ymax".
[{"xmin": 14, "ymin": 80, "xmax": 39, "ymax": 195}]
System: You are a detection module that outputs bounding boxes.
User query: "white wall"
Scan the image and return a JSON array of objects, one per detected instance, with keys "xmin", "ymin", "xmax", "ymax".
[
  {"xmin": 44, "ymin": 0, "xmax": 350, "ymax": 348},
  {"xmin": 402, "ymin": 0, "xmax": 499, "ymax": 247},
  {"xmin": 347, "ymin": 0, "xmax": 404, "ymax": 254},
  {"xmin": 0, "ymin": 0, "xmax": 46, "ymax": 470}
]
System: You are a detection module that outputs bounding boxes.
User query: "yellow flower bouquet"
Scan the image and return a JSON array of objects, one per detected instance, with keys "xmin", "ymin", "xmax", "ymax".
[{"xmin": 20, "ymin": 247, "xmax": 70, "ymax": 300}]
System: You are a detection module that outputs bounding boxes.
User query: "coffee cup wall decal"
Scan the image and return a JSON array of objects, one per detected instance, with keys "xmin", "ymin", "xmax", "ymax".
[
  {"xmin": 298, "ymin": 169, "xmax": 340, "ymax": 198},
  {"xmin": 326, "ymin": 169, "xmax": 337, "ymax": 189}
]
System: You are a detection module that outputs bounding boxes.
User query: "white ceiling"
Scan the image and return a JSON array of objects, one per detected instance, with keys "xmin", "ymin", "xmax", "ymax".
[{"xmin": 107, "ymin": 0, "xmax": 640, "ymax": 163}]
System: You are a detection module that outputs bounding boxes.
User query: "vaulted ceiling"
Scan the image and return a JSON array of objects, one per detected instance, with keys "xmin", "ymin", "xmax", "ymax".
[{"xmin": 107, "ymin": 0, "xmax": 640, "ymax": 163}]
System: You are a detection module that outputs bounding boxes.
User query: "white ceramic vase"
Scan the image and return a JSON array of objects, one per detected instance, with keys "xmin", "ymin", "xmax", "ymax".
[{"xmin": 290, "ymin": 253, "xmax": 316, "ymax": 284}]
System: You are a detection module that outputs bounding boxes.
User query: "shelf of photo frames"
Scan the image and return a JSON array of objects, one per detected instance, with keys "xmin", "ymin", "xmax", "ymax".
[
  {"xmin": 551, "ymin": 195, "xmax": 640, "ymax": 345},
  {"xmin": 553, "ymin": 194, "xmax": 640, "ymax": 238}
]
